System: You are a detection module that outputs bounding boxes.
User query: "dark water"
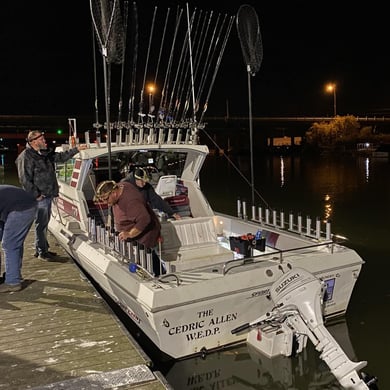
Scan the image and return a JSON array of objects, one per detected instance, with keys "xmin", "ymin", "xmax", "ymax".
[{"xmin": 2, "ymin": 150, "xmax": 388, "ymax": 389}]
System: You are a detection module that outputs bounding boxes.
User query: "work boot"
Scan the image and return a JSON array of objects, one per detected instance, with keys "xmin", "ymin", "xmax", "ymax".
[
  {"xmin": 38, "ymin": 252, "xmax": 57, "ymax": 261},
  {"xmin": 34, "ymin": 250, "xmax": 57, "ymax": 258}
]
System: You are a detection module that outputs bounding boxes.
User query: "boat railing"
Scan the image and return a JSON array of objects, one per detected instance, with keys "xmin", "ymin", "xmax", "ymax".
[
  {"xmin": 222, "ymin": 240, "xmax": 334, "ymax": 276},
  {"xmin": 236, "ymin": 198, "xmax": 332, "ymax": 241}
]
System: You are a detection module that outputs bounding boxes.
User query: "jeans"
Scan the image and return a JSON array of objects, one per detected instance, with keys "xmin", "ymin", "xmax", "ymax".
[
  {"xmin": 35, "ymin": 196, "xmax": 52, "ymax": 255},
  {"xmin": 1, "ymin": 206, "xmax": 36, "ymax": 284}
]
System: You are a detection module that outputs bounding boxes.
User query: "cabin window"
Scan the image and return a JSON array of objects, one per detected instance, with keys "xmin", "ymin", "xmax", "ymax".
[
  {"xmin": 91, "ymin": 150, "xmax": 188, "ymax": 185},
  {"xmin": 56, "ymin": 159, "xmax": 76, "ymax": 184}
]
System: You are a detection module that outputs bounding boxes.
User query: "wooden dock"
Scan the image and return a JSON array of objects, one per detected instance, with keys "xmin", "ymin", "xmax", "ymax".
[{"xmin": 0, "ymin": 228, "xmax": 169, "ymax": 390}]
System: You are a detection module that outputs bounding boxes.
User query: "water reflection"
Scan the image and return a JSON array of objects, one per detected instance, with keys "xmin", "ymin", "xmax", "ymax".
[
  {"xmin": 364, "ymin": 157, "xmax": 370, "ymax": 182},
  {"xmin": 324, "ymin": 193, "xmax": 332, "ymax": 222},
  {"xmin": 280, "ymin": 156, "xmax": 285, "ymax": 187}
]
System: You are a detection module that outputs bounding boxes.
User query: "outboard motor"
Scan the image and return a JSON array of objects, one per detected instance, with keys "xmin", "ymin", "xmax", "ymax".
[{"xmin": 232, "ymin": 267, "xmax": 378, "ymax": 390}]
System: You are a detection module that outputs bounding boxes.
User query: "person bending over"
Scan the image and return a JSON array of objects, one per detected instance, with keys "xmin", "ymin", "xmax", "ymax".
[
  {"xmin": 122, "ymin": 167, "xmax": 181, "ymax": 220},
  {"xmin": 94, "ymin": 180, "xmax": 165, "ymax": 276}
]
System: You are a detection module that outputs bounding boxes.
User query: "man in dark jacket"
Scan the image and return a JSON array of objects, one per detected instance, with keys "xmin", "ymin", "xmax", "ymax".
[
  {"xmin": 122, "ymin": 168, "xmax": 181, "ymax": 220},
  {"xmin": 0, "ymin": 185, "xmax": 37, "ymax": 292},
  {"xmin": 15, "ymin": 130, "xmax": 88, "ymax": 260}
]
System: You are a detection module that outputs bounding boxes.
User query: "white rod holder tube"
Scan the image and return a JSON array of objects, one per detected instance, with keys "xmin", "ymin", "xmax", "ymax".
[
  {"xmin": 258, "ymin": 207, "xmax": 263, "ymax": 223},
  {"xmin": 306, "ymin": 216, "xmax": 311, "ymax": 235},
  {"xmin": 298, "ymin": 214, "xmax": 302, "ymax": 233},
  {"xmin": 316, "ymin": 217, "xmax": 321, "ymax": 239},
  {"xmin": 326, "ymin": 221, "xmax": 331, "ymax": 240},
  {"xmin": 242, "ymin": 201, "xmax": 247, "ymax": 220},
  {"xmin": 265, "ymin": 209, "xmax": 270, "ymax": 224},
  {"xmin": 237, "ymin": 199, "xmax": 242, "ymax": 218}
]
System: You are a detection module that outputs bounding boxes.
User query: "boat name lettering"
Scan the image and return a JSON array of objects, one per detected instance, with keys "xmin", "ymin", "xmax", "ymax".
[
  {"xmin": 169, "ymin": 312, "xmax": 238, "ymax": 341},
  {"xmin": 208, "ymin": 313, "xmax": 237, "ymax": 325},
  {"xmin": 197, "ymin": 308, "xmax": 214, "ymax": 318},
  {"xmin": 275, "ymin": 273, "xmax": 300, "ymax": 293},
  {"xmin": 185, "ymin": 326, "xmax": 220, "ymax": 341},
  {"xmin": 169, "ymin": 321, "xmax": 205, "ymax": 335}
]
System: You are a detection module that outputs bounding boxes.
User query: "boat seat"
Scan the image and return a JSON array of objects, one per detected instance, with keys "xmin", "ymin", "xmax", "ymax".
[
  {"xmin": 155, "ymin": 175, "xmax": 177, "ymax": 198},
  {"xmin": 160, "ymin": 216, "xmax": 234, "ymax": 270},
  {"xmin": 164, "ymin": 194, "xmax": 191, "ymax": 217}
]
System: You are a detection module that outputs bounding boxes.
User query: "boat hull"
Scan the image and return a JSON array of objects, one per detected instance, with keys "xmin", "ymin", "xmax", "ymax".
[{"xmin": 49, "ymin": 214, "xmax": 363, "ymax": 359}]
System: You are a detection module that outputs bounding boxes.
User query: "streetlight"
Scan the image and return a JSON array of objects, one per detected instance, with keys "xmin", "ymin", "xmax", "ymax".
[{"xmin": 326, "ymin": 83, "xmax": 337, "ymax": 116}]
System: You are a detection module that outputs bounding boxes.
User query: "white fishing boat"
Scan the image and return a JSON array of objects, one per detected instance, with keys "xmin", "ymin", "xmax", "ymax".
[
  {"xmin": 49, "ymin": 127, "xmax": 365, "ymax": 360},
  {"xmin": 46, "ymin": 2, "xmax": 374, "ymax": 388}
]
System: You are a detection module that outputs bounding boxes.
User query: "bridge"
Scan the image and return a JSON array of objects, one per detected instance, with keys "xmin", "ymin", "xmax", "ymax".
[{"xmin": 1, "ymin": 114, "xmax": 389, "ymax": 148}]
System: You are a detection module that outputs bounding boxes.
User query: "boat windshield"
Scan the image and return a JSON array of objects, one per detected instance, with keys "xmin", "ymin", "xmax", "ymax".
[{"xmin": 56, "ymin": 149, "xmax": 188, "ymax": 186}]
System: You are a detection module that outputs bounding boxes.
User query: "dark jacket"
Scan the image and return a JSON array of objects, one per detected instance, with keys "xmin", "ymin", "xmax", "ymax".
[
  {"xmin": 122, "ymin": 173, "xmax": 175, "ymax": 216},
  {"xmin": 15, "ymin": 143, "xmax": 80, "ymax": 198},
  {"xmin": 0, "ymin": 184, "xmax": 37, "ymax": 222}
]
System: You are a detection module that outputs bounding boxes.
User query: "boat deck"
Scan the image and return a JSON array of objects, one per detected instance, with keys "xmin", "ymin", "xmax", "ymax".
[{"xmin": 0, "ymin": 228, "xmax": 169, "ymax": 390}]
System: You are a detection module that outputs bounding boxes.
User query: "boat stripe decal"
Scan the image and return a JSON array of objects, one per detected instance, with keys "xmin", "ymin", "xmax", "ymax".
[{"xmin": 70, "ymin": 159, "xmax": 82, "ymax": 188}]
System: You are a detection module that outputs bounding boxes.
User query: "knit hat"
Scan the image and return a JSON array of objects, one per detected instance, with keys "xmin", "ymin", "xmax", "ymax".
[{"xmin": 134, "ymin": 168, "xmax": 150, "ymax": 182}]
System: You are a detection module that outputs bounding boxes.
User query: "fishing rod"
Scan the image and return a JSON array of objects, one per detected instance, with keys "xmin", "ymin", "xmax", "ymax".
[
  {"xmin": 91, "ymin": 22, "xmax": 101, "ymax": 145},
  {"xmin": 179, "ymin": 9, "xmax": 211, "ymax": 122},
  {"xmin": 127, "ymin": 1, "xmax": 138, "ymax": 126},
  {"xmin": 90, "ymin": 0, "xmax": 125, "ymax": 178},
  {"xmin": 138, "ymin": 6, "xmax": 157, "ymax": 125},
  {"xmin": 165, "ymin": 7, "xmax": 197, "ymax": 125},
  {"xmin": 195, "ymin": 12, "xmax": 222, "ymax": 112},
  {"xmin": 171, "ymin": 7, "xmax": 202, "ymax": 123},
  {"xmin": 156, "ymin": 6, "xmax": 183, "ymax": 126},
  {"xmin": 117, "ymin": 0, "xmax": 129, "ymax": 126},
  {"xmin": 198, "ymin": 14, "xmax": 234, "ymax": 124},
  {"xmin": 147, "ymin": 7, "xmax": 170, "ymax": 126}
]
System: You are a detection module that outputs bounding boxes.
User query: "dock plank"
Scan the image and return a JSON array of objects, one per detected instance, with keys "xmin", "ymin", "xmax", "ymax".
[{"xmin": 0, "ymin": 229, "xmax": 168, "ymax": 390}]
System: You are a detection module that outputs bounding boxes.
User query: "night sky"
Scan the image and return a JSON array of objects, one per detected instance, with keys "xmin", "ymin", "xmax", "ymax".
[{"xmin": 1, "ymin": 1, "xmax": 389, "ymax": 119}]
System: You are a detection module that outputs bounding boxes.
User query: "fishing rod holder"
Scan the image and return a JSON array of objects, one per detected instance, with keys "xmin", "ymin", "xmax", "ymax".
[{"xmin": 236, "ymin": 199, "xmax": 332, "ymax": 241}]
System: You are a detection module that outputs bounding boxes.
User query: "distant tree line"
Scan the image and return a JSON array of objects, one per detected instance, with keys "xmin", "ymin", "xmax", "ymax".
[{"xmin": 304, "ymin": 115, "xmax": 390, "ymax": 151}]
